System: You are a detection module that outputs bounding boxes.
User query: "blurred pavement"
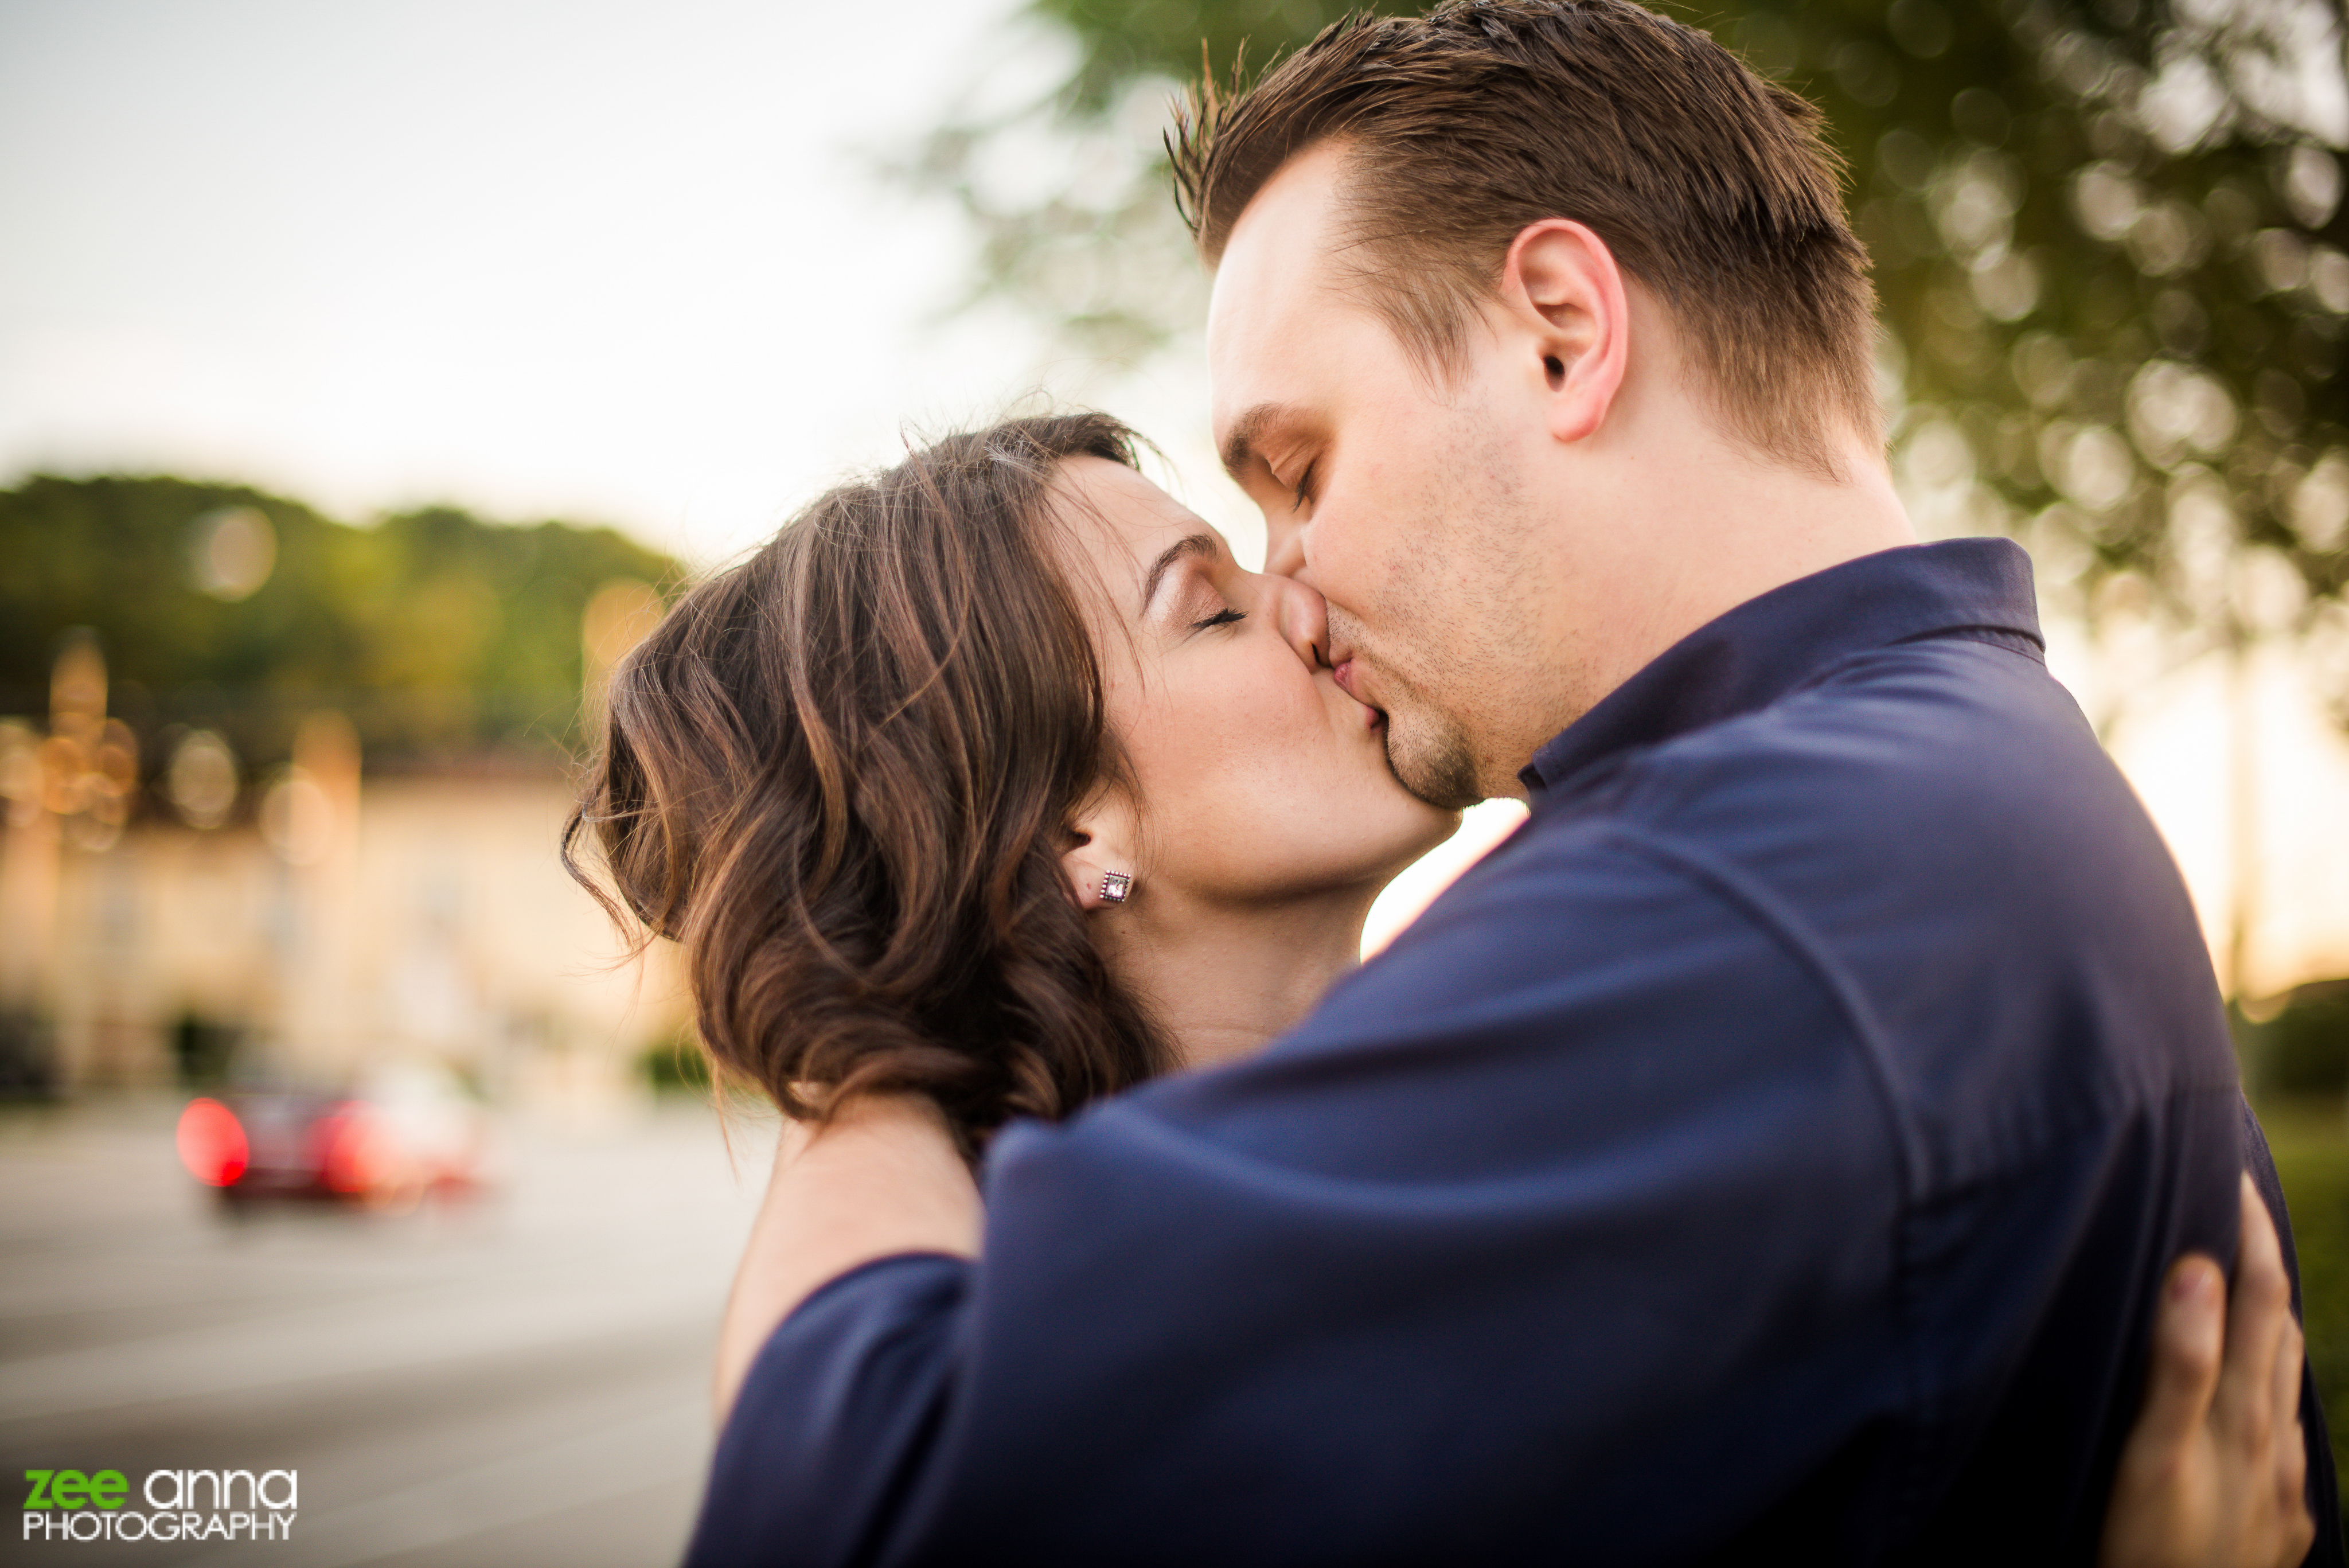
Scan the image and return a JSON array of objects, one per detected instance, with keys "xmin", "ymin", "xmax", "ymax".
[{"xmin": 0, "ymin": 1098, "xmax": 776, "ymax": 1566}]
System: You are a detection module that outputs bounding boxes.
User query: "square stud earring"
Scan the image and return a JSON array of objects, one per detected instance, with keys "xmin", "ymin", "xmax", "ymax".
[{"xmin": 1099, "ymin": 871, "xmax": 1133, "ymax": 904}]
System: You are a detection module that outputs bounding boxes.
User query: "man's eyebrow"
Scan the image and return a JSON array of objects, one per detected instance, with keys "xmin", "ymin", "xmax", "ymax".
[
  {"xmin": 1140, "ymin": 533, "xmax": 1219, "ymax": 614},
  {"xmin": 1218, "ymin": 403, "xmax": 1301, "ymax": 483}
]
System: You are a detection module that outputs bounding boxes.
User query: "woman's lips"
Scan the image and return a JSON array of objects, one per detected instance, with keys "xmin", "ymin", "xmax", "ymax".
[{"xmin": 1332, "ymin": 659, "xmax": 1386, "ymax": 728}]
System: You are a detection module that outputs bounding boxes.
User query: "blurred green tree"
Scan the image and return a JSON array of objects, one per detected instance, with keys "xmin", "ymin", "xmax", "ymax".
[
  {"xmin": 0, "ymin": 474, "xmax": 679, "ymax": 776},
  {"xmin": 904, "ymin": 0, "xmax": 2349, "ymax": 717},
  {"xmin": 2256, "ymin": 978, "xmax": 2349, "ymax": 1095}
]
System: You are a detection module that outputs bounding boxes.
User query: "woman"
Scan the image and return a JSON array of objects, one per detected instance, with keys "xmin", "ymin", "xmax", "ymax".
[
  {"xmin": 568, "ymin": 414, "xmax": 2313, "ymax": 1566},
  {"xmin": 571, "ymin": 411, "xmax": 1452, "ymax": 1145}
]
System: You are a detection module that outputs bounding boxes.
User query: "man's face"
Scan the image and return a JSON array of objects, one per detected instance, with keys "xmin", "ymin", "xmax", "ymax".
[{"xmin": 1207, "ymin": 143, "xmax": 1574, "ymax": 810}]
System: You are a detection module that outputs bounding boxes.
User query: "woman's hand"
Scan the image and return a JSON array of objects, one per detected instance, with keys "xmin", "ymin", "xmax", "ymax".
[
  {"xmin": 712, "ymin": 1094, "xmax": 982, "ymax": 1424},
  {"xmin": 2101, "ymin": 1173, "xmax": 2316, "ymax": 1568}
]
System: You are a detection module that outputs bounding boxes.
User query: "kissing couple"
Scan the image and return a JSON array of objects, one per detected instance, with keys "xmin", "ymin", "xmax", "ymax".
[{"xmin": 569, "ymin": 2, "xmax": 2334, "ymax": 1562}]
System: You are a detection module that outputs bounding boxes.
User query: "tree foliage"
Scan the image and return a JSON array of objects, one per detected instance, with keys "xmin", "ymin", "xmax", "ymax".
[
  {"xmin": 0, "ymin": 474, "xmax": 679, "ymax": 775},
  {"xmin": 906, "ymin": 0, "xmax": 2349, "ymax": 718}
]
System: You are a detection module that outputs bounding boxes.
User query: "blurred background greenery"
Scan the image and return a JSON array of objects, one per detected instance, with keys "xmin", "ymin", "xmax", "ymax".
[
  {"xmin": 0, "ymin": 475, "xmax": 677, "ymax": 776},
  {"xmin": 909, "ymin": 0, "xmax": 2346, "ymax": 701}
]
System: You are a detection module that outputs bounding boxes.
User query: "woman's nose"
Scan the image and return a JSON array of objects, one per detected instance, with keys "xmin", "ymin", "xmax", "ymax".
[{"xmin": 1262, "ymin": 572, "xmax": 1330, "ymax": 671}]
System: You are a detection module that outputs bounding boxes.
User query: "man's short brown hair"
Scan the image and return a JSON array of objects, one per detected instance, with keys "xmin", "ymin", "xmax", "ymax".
[{"xmin": 1171, "ymin": 0, "xmax": 1880, "ymax": 476}]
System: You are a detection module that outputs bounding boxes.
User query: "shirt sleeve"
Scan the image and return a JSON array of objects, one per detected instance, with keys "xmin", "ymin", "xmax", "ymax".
[{"xmin": 683, "ymin": 1254, "xmax": 973, "ymax": 1568}]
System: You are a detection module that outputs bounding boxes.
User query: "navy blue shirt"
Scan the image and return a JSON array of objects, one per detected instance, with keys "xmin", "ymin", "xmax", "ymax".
[{"xmin": 688, "ymin": 540, "xmax": 2338, "ymax": 1566}]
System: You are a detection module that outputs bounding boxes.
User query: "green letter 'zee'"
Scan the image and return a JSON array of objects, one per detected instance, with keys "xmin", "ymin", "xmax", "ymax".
[{"xmin": 21, "ymin": 1469, "xmax": 126, "ymax": 1510}]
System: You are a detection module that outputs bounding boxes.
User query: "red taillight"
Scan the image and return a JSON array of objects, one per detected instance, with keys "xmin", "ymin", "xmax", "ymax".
[
  {"xmin": 176, "ymin": 1098, "xmax": 248, "ymax": 1187},
  {"xmin": 317, "ymin": 1104, "xmax": 385, "ymax": 1195}
]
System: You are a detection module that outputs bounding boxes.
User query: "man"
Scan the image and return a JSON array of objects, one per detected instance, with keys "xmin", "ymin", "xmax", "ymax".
[{"xmin": 686, "ymin": 2, "xmax": 2330, "ymax": 1561}]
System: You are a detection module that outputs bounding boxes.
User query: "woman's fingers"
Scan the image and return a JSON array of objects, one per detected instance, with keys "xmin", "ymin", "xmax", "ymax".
[
  {"xmin": 2215, "ymin": 1175, "xmax": 2314, "ymax": 1568},
  {"xmin": 2273, "ymin": 1313, "xmax": 2313, "ymax": 1566},
  {"xmin": 2103, "ymin": 1257, "xmax": 2224, "ymax": 1568},
  {"xmin": 2149, "ymin": 1255, "xmax": 2229, "ymax": 1453},
  {"xmin": 2099, "ymin": 1175, "xmax": 2315, "ymax": 1568},
  {"xmin": 2218, "ymin": 1176, "xmax": 2293, "ymax": 1450}
]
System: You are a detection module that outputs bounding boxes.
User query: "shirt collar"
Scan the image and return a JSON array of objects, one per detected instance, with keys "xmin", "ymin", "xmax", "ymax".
[{"xmin": 1520, "ymin": 537, "xmax": 2043, "ymax": 799}]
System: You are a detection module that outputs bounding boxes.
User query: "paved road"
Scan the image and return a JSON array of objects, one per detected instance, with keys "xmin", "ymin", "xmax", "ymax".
[{"xmin": 1, "ymin": 1097, "xmax": 775, "ymax": 1567}]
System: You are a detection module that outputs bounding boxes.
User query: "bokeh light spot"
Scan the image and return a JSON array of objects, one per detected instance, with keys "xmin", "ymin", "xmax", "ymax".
[{"xmin": 188, "ymin": 508, "xmax": 278, "ymax": 602}]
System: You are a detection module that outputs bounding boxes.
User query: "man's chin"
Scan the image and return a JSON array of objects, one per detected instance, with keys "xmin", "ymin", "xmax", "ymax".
[{"xmin": 1383, "ymin": 719, "xmax": 1485, "ymax": 814}]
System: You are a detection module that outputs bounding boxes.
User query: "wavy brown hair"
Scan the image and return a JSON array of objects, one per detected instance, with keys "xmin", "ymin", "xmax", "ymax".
[{"xmin": 563, "ymin": 413, "xmax": 1173, "ymax": 1150}]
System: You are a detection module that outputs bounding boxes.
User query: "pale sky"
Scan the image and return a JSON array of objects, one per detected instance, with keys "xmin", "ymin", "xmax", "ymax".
[{"xmin": 0, "ymin": 0, "xmax": 1179, "ymax": 568}]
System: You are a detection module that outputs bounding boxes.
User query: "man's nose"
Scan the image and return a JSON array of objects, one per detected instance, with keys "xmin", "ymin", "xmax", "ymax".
[
  {"xmin": 1264, "ymin": 572, "xmax": 1330, "ymax": 670},
  {"xmin": 1263, "ymin": 516, "xmax": 1307, "ymax": 580}
]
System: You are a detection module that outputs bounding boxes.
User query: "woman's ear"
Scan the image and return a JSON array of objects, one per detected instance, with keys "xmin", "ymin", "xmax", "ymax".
[
  {"xmin": 1063, "ymin": 791, "xmax": 1141, "ymax": 911},
  {"xmin": 1497, "ymin": 218, "xmax": 1631, "ymax": 446}
]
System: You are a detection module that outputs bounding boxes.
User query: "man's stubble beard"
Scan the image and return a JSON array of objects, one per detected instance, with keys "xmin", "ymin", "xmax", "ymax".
[
  {"xmin": 1325, "ymin": 603, "xmax": 1487, "ymax": 813},
  {"xmin": 1341, "ymin": 408, "xmax": 1546, "ymax": 815},
  {"xmin": 1380, "ymin": 691, "xmax": 1485, "ymax": 812}
]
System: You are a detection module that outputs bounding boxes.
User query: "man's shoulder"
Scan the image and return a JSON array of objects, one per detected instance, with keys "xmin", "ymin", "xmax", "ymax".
[
  {"xmin": 1573, "ymin": 632, "xmax": 2151, "ymax": 897},
  {"xmin": 1632, "ymin": 630, "xmax": 2086, "ymax": 798},
  {"xmin": 1585, "ymin": 630, "xmax": 2233, "ymax": 1154},
  {"xmin": 1470, "ymin": 630, "xmax": 2231, "ymax": 1133},
  {"xmin": 1376, "ymin": 630, "xmax": 2117, "ymax": 983}
]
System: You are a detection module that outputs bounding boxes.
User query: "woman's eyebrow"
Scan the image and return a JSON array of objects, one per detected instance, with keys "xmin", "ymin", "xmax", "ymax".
[{"xmin": 1139, "ymin": 533, "xmax": 1220, "ymax": 614}]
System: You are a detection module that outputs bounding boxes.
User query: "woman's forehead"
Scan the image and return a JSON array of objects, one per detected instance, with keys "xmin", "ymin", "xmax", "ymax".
[{"xmin": 1051, "ymin": 458, "xmax": 1228, "ymax": 578}]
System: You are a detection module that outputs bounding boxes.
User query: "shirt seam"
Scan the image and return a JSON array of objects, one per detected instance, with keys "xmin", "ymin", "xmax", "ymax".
[
  {"xmin": 1602, "ymin": 822, "xmax": 1938, "ymax": 1547},
  {"xmin": 1599, "ymin": 824, "xmax": 1925, "ymax": 1194},
  {"xmin": 1530, "ymin": 619, "xmax": 2046, "ymax": 797},
  {"xmin": 1891, "ymin": 622, "xmax": 2045, "ymax": 657},
  {"xmin": 1772, "ymin": 626, "xmax": 2046, "ymax": 718}
]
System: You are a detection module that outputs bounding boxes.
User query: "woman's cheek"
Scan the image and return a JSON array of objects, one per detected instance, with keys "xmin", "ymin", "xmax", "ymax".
[
  {"xmin": 1165, "ymin": 650, "xmax": 1300, "ymax": 759},
  {"xmin": 1131, "ymin": 654, "xmax": 1333, "ymax": 818},
  {"xmin": 1139, "ymin": 704, "xmax": 1276, "ymax": 832},
  {"xmin": 1125, "ymin": 693, "xmax": 1240, "ymax": 821}
]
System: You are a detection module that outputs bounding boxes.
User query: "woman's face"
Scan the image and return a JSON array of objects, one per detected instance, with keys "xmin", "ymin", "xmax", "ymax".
[{"xmin": 1049, "ymin": 457, "xmax": 1457, "ymax": 908}]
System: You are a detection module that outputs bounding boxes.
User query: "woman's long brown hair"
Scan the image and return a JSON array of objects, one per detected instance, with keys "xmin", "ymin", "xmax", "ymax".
[{"xmin": 563, "ymin": 413, "xmax": 1172, "ymax": 1149}]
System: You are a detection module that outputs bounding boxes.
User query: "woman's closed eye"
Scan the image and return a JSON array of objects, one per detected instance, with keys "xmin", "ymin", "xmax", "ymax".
[{"xmin": 1193, "ymin": 606, "xmax": 1247, "ymax": 631}]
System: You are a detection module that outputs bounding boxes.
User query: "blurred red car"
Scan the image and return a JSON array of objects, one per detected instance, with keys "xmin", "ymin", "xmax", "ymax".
[{"xmin": 177, "ymin": 1062, "xmax": 486, "ymax": 1210}]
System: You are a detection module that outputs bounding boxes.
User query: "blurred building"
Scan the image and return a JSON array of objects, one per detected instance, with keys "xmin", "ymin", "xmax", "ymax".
[{"xmin": 0, "ymin": 621, "xmax": 685, "ymax": 1118}]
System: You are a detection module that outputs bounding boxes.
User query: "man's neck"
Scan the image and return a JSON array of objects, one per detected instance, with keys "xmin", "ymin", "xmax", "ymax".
[
  {"xmin": 1628, "ymin": 435, "xmax": 1918, "ymax": 681},
  {"xmin": 1489, "ymin": 427, "xmax": 1918, "ymax": 798},
  {"xmin": 1097, "ymin": 884, "xmax": 1380, "ymax": 1072}
]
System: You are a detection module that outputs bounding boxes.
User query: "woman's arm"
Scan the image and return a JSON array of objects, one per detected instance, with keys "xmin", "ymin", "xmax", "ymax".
[
  {"xmin": 2102, "ymin": 1174, "xmax": 2317, "ymax": 1568},
  {"xmin": 713, "ymin": 1094, "xmax": 982, "ymax": 1423}
]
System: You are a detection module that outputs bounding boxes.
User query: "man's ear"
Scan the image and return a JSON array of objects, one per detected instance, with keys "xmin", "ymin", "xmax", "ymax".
[
  {"xmin": 1062, "ymin": 790, "xmax": 1142, "ymax": 911},
  {"xmin": 1496, "ymin": 219, "xmax": 1631, "ymax": 446}
]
